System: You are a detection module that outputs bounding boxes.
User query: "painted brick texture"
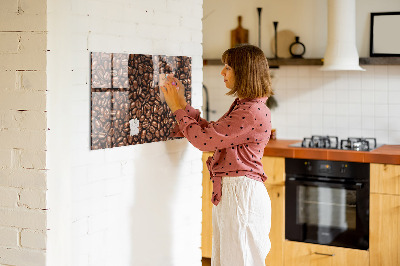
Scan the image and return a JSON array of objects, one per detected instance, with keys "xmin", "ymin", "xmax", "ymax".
[
  {"xmin": 0, "ymin": 0, "xmax": 48, "ymax": 265},
  {"xmin": 46, "ymin": 0, "xmax": 203, "ymax": 266}
]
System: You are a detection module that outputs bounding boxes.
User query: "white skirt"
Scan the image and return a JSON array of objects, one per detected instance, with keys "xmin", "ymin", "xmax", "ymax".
[{"xmin": 212, "ymin": 176, "xmax": 271, "ymax": 266}]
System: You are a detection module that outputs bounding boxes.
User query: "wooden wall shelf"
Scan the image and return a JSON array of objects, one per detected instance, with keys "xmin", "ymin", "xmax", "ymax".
[
  {"xmin": 359, "ymin": 57, "xmax": 400, "ymax": 65},
  {"xmin": 203, "ymin": 57, "xmax": 400, "ymax": 67}
]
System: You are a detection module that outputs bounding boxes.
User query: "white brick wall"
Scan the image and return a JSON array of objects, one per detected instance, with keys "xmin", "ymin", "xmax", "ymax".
[
  {"xmin": 47, "ymin": 1, "xmax": 203, "ymax": 266},
  {"xmin": 0, "ymin": 0, "xmax": 48, "ymax": 265}
]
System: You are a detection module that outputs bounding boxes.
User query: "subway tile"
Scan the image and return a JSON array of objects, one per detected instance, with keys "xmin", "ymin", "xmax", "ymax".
[
  {"xmin": 286, "ymin": 77, "xmax": 299, "ymax": 89},
  {"xmin": 361, "ymin": 74, "xmax": 374, "ymax": 91},
  {"xmin": 361, "ymin": 104, "xmax": 375, "ymax": 116},
  {"xmin": 310, "ymin": 77, "xmax": 324, "ymax": 89},
  {"xmin": 310, "ymin": 66, "xmax": 324, "ymax": 77},
  {"xmin": 298, "ymin": 77, "xmax": 311, "ymax": 89},
  {"xmin": 335, "ymin": 74, "xmax": 349, "ymax": 90},
  {"xmin": 374, "ymin": 90, "xmax": 388, "ymax": 104},
  {"xmin": 362, "ymin": 116, "xmax": 375, "ymax": 130},
  {"xmin": 323, "ymin": 115, "xmax": 336, "ymax": 129},
  {"xmin": 374, "ymin": 77, "xmax": 388, "ymax": 91},
  {"xmin": 348, "ymin": 103, "xmax": 362, "ymax": 116},
  {"xmin": 388, "ymin": 91, "xmax": 400, "ymax": 104},
  {"xmin": 349, "ymin": 128, "xmax": 362, "ymax": 137},
  {"xmin": 336, "ymin": 103, "xmax": 349, "ymax": 116},
  {"xmin": 374, "ymin": 117, "xmax": 389, "ymax": 130},
  {"xmin": 388, "ymin": 131, "xmax": 400, "ymax": 143},
  {"xmin": 323, "ymin": 87, "xmax": 336, "ymax": 103},
  {"xmin": 348, "ymin": 90, "xmax": 362, "ymax": 103},
  {"xmin": 323, "ymin": 103, "xmax": 336, "ymax": 115},
  {"xmin": 284, "ymin": 66, "xmax": 298, "ymax": 77},
  {"xmin": 388, "ymin": 117, "xmax": 400, "ymax": 131},
  {"xmin": 389, "ymin": 104, "xmax": 400, "ymax": 117},
  {"xmin": 348, "ymin": 116, "xmax": 362, "ymax": 129},
  {"xmin": 361, "ymin": 90, "xmax": 375, "ymax": 104},
  {"xmin": 311, "ymin": 102, "xmax": 323, "ymax": 113},
  {"xmin": 322, "ymin": 70, "xmax": 335, "ymax": 78},
  {"xmin": 374, "ymin": 65, "xmax": 388, "ymax": 77},
  {"xmin": 374, "ymin": 130, "xmax": 389, "ymax": 144},
  {"xmin": 348, "ymin": 73, "xmax": 362, "ymax": 90},
  {"xmin": 298, "ymin": 67, "xmax": 311, "ymax": 78},
  {"xmin": 336, "ymin": 90, "xmax": 349, "ymax": 103},
  {"xmin": 388, "ymin": 65, "xmax": 400, "ymax": 76},
  {"xmin": 375, "ymin": 104, "xmax": 389, "ymax": 117},
  {"xmin": 335, "ymin": 115, "xmax": 349, "ymax": 129},
  {"xmin": 361, "ymin": 128, "xmax": 375, "ymax": 138}
]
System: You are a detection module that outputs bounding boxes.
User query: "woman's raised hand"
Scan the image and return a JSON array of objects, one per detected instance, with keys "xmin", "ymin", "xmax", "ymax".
[{"xmin": 160, "ymin": 75, "xmax": 187, "ymax": 113}]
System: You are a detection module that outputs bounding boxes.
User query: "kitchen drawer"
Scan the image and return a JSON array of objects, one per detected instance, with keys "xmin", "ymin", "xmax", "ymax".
[{"xmin": 284, "ymin": 241, "xmax": 369, "ymax": 266}]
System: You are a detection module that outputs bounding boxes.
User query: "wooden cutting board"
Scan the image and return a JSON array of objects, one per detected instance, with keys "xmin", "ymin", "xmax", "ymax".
[{"xmin": 231, "ymin": 16, "xmax": 249, "ymax": 48}]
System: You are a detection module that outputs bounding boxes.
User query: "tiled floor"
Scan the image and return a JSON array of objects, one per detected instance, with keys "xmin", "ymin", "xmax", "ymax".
[{"xmin": 202, "ymin": 257, "xmax": 211, "ymax": 266}]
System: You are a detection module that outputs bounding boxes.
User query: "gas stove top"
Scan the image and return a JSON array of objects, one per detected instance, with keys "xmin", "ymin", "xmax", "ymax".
[{"xmin": 289, "ymin": 135, "xmax": 382, "ymax": 151}]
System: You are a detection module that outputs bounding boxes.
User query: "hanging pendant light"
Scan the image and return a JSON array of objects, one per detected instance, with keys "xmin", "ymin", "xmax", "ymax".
[{"xmin": 320, "ymin": 0, "xmax": 365, "ymax": 71}]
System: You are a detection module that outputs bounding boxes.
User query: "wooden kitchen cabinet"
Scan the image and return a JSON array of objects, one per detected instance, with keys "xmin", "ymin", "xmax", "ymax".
[
  {"xmin": 201, "ymin": 153, "xmax": 286, "ymax": 266},
  {"xmin": 262, "ymin": 156, "xmax": 285, "ymax": 266},
  {"xmin": 370, "ymin": 193, "xmax": 400, "ymax": 266},
  {"xmin": 370, "ymin": 163, "xmax": 400, "ymax": 195},
  {"xmin": 264, "ymin": 184, "xmax": 285, "ymax": 266},
  {"xmin": 201, "ymin": 152, "xmax": 213, "ymax": 258},
  {"xmin": 370, "ymin": 163, "xmax": 400, "ymax": 266},
  {"xmin": 261, "ymin": 156, "xmax": 285, "ymax": 186},
  {"xmin": 284, "ymin": 241, "xmax": 369, "ymax": 266}
]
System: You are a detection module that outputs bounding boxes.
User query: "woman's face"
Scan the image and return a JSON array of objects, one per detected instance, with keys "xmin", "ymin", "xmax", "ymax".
[{"xmin": 220, "ymin": 64, "xmax": 235, "ymax": 89}]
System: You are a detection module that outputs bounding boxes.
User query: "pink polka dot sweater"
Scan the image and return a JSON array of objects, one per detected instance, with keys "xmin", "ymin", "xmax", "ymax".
[{"xmin": 172, "ymin": 97, "xmax": 272, "ymax": 206}]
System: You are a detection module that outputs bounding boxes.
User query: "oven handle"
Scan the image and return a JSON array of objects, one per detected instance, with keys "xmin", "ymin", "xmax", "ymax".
[{"xmin": 286, "ymin": 177, "xmax": 364, "ymax": 189}]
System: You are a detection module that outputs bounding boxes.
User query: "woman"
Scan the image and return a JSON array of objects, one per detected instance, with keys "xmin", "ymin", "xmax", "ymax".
[{"xmin": 161, "ymin": 44, "xmax": 273, "ymax": 266}]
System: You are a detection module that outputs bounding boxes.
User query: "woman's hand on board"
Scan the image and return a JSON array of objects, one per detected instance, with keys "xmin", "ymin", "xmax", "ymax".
[{"xmin": 161, "ymin": 75, "xmax": 187, "ymax": 113}]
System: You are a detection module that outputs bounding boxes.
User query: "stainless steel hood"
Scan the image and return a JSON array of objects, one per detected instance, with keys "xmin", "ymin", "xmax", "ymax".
[{"xmin": 320, "ymin": 0, "xmax": 365, "ymax": 71}]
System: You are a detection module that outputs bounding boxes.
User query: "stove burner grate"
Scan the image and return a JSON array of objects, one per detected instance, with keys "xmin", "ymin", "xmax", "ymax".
[
  {"xmin": 340, "ymin": 137, "xmax": 377, "ymax": 151},
  {"xmin": 298, "ymin": 136, "xmax": 378, "ymax": 151}
]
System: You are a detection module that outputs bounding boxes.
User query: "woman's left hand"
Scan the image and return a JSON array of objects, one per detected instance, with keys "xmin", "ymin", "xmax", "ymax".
[{"xmin": 160, "ymin": 76, "xmax": 186, "ymax": 113}]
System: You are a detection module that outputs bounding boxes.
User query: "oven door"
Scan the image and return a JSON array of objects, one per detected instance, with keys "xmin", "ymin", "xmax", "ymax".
[{"xmin": 285, "ymin": 177, "xmax": 369, "ymax": 250}]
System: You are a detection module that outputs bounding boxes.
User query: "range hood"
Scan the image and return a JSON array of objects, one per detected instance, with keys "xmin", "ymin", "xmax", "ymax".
[{"xmin": 320, "ymin": 0, "xmax": 365, "ymax": 71}]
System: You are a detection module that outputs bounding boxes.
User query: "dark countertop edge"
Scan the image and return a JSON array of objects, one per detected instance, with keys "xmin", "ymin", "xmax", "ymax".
[{"xmin": 263, "ymin": 140, "xmax": 400, "ymax": 165}]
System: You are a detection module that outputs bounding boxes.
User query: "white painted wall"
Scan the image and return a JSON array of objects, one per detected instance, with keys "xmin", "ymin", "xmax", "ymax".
[
  {"xmin": 203, "ymin": 0, "xmax": 400, "ymax": 58},
  {"xmin": 0, "ymin": 0, "xmax": 48, "ymax": 265},
  {"xmin": 203, "ymin": 0, "xmax": 400, "ymax": 144},
  {"xmin": 46, "ymin": 1, "xmax": 203, "ymax": 266}
]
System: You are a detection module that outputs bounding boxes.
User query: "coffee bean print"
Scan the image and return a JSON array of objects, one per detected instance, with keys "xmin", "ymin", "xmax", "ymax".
[{"xmin": 91, "ymin": 52, "xmax": 192, "ymax": 150}]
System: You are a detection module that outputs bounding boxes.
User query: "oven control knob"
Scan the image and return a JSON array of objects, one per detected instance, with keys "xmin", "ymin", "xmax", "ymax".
[
  {"xmin": 340, "ymin": 164, "xmax": 347, "ymax": 174},
  {"xmin": 304, "ymin": 161, "xmax": 312, "ymax": 171}
]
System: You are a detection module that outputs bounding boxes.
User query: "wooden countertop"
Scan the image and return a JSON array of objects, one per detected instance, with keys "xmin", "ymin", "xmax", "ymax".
[{"xmin": 263, "ymin": 139, "xmax": 400, "ymax": 165}]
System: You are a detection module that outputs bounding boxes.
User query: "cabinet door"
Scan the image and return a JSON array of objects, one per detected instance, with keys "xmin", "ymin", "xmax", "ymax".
[
  {"xmin": 201, "ymin": 152, "xmax": 213, "ymax": 258},
  {"xmin": 370, "ymin": 163, "xmax": 400, "ymax": 195},
  {"xmin": 261, "ymin": 156, "xmax": 285, "ymax": 185},
  {"xmin": 284, "ymin": 241, "xmax": 369, "ymax": 266},
  {"xmin": 370, "ymin": 193, "xmax": 400, "ymax": 266},
  {"xmin": 264, "ymin": 184, "xmax": 284, "ymax": 266}
]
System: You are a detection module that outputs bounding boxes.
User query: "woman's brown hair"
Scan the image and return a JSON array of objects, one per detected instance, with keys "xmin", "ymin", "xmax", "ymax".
[{"xmin": 221, "ymin": 44, "xmax": 273, "ymax": 99}]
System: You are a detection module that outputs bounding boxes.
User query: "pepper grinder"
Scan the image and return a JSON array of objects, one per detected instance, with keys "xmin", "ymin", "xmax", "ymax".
[
  {"xmin": 273, "ymin": 21, "xmax": 279, "ymax": 58},
  {"xmin": 257, "ymin": 8, "xmax": 262, "ymax": 48}
]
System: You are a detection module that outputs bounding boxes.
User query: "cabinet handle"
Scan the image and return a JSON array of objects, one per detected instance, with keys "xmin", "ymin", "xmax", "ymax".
[{"xmin": 314, "ymin": 252, "xmax": 335, "ymax": 257}]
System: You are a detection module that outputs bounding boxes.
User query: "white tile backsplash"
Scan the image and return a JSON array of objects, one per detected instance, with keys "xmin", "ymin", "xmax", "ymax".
[{"xmin": 204, "ymin": 64, "xmax": 400, "ymax": 144}]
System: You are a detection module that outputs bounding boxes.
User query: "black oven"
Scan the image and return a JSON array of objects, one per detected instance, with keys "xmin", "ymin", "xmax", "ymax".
[{"xmin": 285, "ymin": 158, "xmax": 369, "ymax": 250}]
